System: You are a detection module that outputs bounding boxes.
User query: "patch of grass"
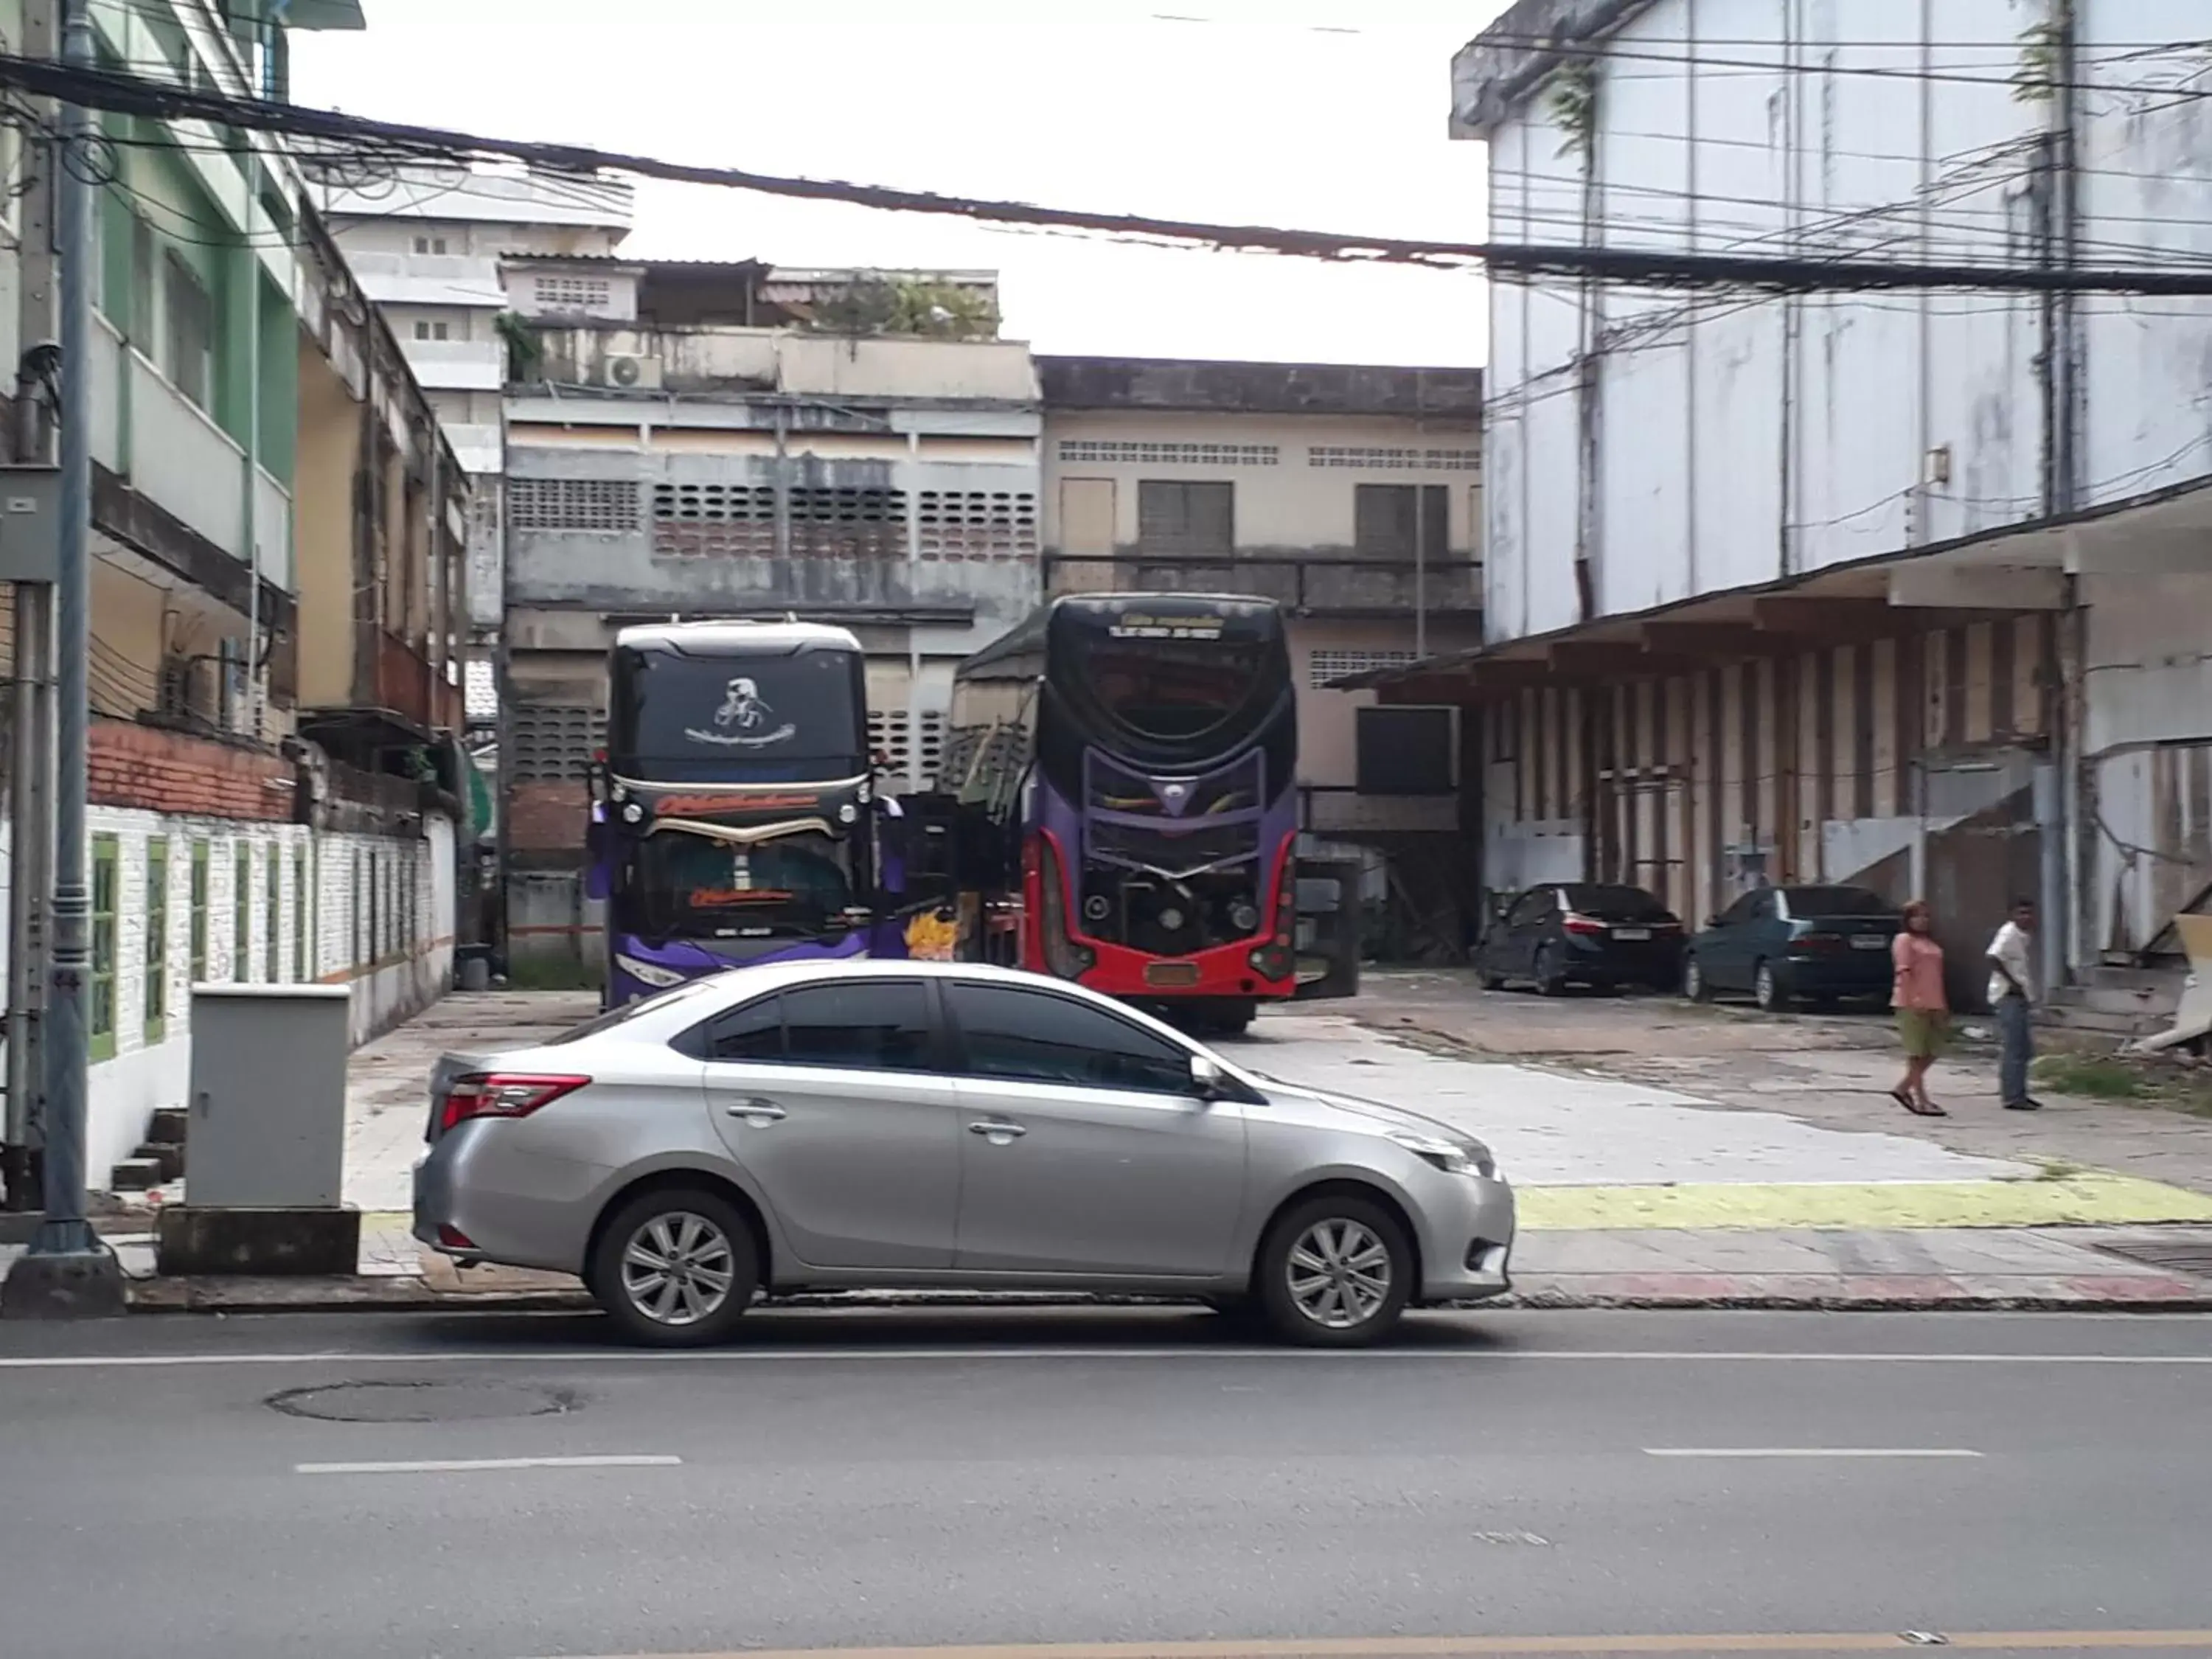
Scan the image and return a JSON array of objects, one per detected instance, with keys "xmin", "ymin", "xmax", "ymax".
[
  {"xmin": 2033, "ymin": 1158, "xmax": 2087, "ymax": 1182},
  {"xmin": 2031, "ymin": 1054, "xmax": 2148, "ymax": 1099},
  {"xmin": 501, "ymin": 956, "xmax": 601, "ymax": 992}
]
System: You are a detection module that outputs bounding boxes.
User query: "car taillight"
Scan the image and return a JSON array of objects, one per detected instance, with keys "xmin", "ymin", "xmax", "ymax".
[
  {"xmin": 440, "ymin": 1074, "xmax": 590, "ymax": 1134},
  {"xmin": 1793, "ymin": 932, "xmax": 1846, "ymax": 954},
  {"xmin": 1562, "ymin": 913, "xmax": 1604, "ymax": 936}
]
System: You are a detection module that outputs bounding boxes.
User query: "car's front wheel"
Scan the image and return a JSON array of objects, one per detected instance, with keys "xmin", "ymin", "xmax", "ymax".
[
  {"xmin": 591, "ymin": 1187, "xmax": 759, "ymax": 1348},
  {"xmin": 1256, "ymin": 1194, "xmax": 1413, "ymax": 1348}
]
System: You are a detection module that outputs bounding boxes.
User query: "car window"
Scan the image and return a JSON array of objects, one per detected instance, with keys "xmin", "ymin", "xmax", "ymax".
[
  {"xmin": 701, "ymin": 994, "xmax": 785, "ymax": 1062},
  {"xmin": 1784, "ymin": 886, "xmax": 1895, "ymax": 917},
  {"xmin": 946, "ymin": 981, "xmax": 1194, "ymax": 1096},
  {"xmin": 1507, "ymin": 889, "xmax": 1551, "ymax": 927},
  {"xmin": 1718, "ymin": 891, "xmax": 1761, "ymax": 927},
  {"xmin": 545, "ymin": 977, "xmax": 725, "ymax": 1046},
  {"xmin": 1562, "ymin": 884, "xmax": 1671, "ymax": 921},
  {"xmin": 780, "ymin": 980, "xmax": 932, "ymax": 1072}
]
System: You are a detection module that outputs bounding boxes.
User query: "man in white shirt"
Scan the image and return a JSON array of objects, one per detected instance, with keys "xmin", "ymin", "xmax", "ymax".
[{"xmin": 1986, "ymin": 898, "xmax": 2040, "ymax": 1110}]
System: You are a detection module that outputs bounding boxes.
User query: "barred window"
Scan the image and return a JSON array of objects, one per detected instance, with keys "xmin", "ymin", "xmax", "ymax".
[
  {"xmin": 507, "ymin": 477, "xmax": 639, "ymax": 533},
  {"xmin": 1308, "ymin": 649, "xmax": 1419, "ymax": 689},
  {"xmin": 509, "ymin": 704, "xmax": 607, "ymax": 782},
  {"xmin": 1309, "ymin": 446, "xmax": 1481, "ymax": 471},
  {"xmin": 1058, "ymin": 439, "xmax": 1278, "ymax": 467}
]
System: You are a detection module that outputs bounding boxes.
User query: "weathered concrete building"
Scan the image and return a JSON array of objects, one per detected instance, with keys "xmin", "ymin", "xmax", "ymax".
[
  {"xmin": 498, "ymin": 265, "xmax": 1040, "ymax": 967},
  {"xmin": 1352, "ymin": 0, "xmax": 2212, "ymax": 1024},
  {"xmin": 1040, "ymin": 357, "xmax": 1484, "ymax": 953}
]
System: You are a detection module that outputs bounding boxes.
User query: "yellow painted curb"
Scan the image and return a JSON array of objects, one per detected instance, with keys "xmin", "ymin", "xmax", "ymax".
[{"xmin": 1517, "ymin": 1173, "xmax": 2212, "ymax": 1230}]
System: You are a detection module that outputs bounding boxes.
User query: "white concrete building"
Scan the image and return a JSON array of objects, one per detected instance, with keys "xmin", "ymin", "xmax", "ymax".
[
  {"xmin": 317, "ymin": 165, "xmax": 639, "ymax": 649},
  {"xmin": 1352, "ymin": 0, "xmax": 2212, "ymax": 1022}
]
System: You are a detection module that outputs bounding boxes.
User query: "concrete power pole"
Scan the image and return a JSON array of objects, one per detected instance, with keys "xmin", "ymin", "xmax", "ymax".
[{"xmin": 2, "ymin": 0, "xmax": 126, "ymax": 1317}]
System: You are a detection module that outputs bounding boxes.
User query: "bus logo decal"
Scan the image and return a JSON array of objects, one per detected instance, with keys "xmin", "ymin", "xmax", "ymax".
[{"xmin": 685, "ymin": 677, "xmax": 799, "ymax": 749}]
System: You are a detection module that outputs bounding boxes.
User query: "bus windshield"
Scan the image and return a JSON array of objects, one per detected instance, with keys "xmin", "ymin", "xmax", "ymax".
[
  {"xmin": 615, "ymin": 650, "xmax": 865, "ymax": 770},
  {"xmin": 625, "ymin": 829, "xmax": 856, "ymax": 939},
  {"xmin": 1068, "ymin": 634, "xmax": 1269, "ymax": 742}
]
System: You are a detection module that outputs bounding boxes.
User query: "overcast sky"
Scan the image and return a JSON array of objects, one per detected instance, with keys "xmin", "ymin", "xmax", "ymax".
[{"xmin": 291, "ymin": 0, "xmax": 1506, "ymax": 366}]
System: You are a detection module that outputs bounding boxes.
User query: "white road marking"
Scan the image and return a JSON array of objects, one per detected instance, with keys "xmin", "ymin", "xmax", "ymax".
[
  {"xmin": 1644, "ymin": 1447, "xmax": 1984, "ymax": 1459},
  {"xmin": 1, "ymin": 1346, "xmax": 2209, "ymax": 1371},
  {"xmin": 295, "ymin": 1455, "xmax": 682, "ymax": 1475}
]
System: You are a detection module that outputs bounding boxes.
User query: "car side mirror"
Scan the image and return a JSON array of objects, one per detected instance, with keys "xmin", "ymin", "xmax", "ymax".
[{"xmin": 1190, "ymin": 1053, "xmax": 1228, "ymax": 1100}]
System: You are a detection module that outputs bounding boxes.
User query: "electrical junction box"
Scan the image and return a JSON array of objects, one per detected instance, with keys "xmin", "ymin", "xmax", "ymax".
[
  {"xmin": 0, "ymin": 467, "xmax": 63, "ymax": 583},
  {"xmin": 184, "ymin": 984, "xmax": 354, "ymax": 1208}
]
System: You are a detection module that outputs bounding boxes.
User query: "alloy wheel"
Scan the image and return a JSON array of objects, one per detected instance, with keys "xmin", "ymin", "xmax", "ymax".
[
  {"xmin": 620, "ymin": 1210, "xmax": 738, "ymax": 1327},
  {"xmin": 1284, "ymin": 1217, "xmax": 1394, "ymax": 1330}
]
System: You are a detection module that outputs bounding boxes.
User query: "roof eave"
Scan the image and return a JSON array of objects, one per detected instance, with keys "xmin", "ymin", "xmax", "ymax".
[{"xmin": 1449, "ymin": 0, "xmax": 1660, "ymax": 139}]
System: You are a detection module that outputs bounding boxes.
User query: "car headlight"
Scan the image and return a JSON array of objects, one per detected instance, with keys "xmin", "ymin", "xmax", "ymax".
[
  {"xmin": 615, "ymin": 953, "xmax": 686, "ymax": 990},
  {"xmin": 1388, "ymin": 1130, "xmax": 1498, "ymax": 1180}
]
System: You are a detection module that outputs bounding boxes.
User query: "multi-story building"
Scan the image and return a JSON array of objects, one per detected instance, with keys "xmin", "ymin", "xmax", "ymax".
[
  {"xmin": 495, "ymin": 262, "xmax": 1040, "ymax": 970},
  {"xmin": 1038, "ymin": 356, "xmax": 1485, "ymax": 952},
  {"xmin": 316, "ymin": 164, "xmax": 639, "ymax": 726},
  {"xmin": 1352, "ymin": 0, "xmax": 2212, "ymax": 1023},
  {"xmin": 0, "ymin": 0, "xmax": 470, "ymax": 1197}
]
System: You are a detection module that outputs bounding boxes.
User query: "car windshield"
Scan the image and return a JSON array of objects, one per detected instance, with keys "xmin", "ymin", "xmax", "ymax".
[
  {"xmin": 1562, "ymin": 884, "xmax": 1672, "ymax": 921},
  {"xmin": 1784, "ymin": 886, "xmax": 1896, "ymax": 918}
]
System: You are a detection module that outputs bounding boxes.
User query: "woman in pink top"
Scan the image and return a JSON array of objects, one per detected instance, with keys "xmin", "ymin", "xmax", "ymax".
[{"xmin": 1890, "ymin": 900, "xmax": 1949, "ymax": 1116}]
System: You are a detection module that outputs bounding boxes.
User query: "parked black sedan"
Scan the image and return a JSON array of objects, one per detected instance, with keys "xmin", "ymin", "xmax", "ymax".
[
  {"xmin": 1683, "ymin": 884, "xmax": 1903, "ymax": 1011},
  {"xmin": 1475, "ymin": 883, "xmax": 1686, "ymax": 995}
]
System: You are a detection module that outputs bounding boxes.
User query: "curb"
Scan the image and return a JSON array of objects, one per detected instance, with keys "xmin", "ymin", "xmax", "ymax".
[{"xmin": 122, "ymin": 1279, "xmax": 2212, "ymax": 1317}]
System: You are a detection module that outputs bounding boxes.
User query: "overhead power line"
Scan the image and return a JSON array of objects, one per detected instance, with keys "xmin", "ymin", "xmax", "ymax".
[{"xmin": 9, "ymin": 54, "xmax": 2212, "ymax": 296}]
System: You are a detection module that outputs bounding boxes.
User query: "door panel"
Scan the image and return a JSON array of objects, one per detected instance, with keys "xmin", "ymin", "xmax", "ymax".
[
  {"xmin": 952, "ymin": 1076, "xmax": 1248, "ymax": 1276},
  {"xmin": 941, "ymin": 980, "xmax": 1248, "ymax": 1276},
  {"xmin": 699, "ymin": 982, "xmax": 959, "ymax": 1270}
]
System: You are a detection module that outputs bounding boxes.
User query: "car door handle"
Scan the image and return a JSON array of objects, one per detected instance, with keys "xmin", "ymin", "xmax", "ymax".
[
  {"xmin": 724, "ymin": 1098, "xmax": 787, "ymax": 1122},
  {"xmin": 968, "ymin": 1119, "xmax": 1026, "ymax": 1138}
]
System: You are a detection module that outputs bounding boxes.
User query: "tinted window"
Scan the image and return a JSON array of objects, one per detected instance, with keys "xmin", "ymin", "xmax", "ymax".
[
  {"xmin": 947, "ymin": 983, "xmax": 1194, "ymax": 1096},
  {"xmin": 546, "ymin": 977, "xmax": 724, "ymax": 1046},
  {"xmin": 1506, "ymin": 890, "xmax": 1551, "ymax": 928},
  {"xmin": 1073, "ymin": 636, "xmax": 1267, "ymax": 742},
  {"xmin": 1718, "ymin": 891, "xmax": 1763, "ymax": 927},
  {"xmin": 781, "ymin": 980, "xmax": 931, "ymax": 1071},
  {"xmin": 1784, "ymin": 886, "xmax": 1896, "ymax": 918},
  {"xmin": 1562, "ymin": 884, "xmax": 1671, "ymax": 921},
  {"xmin": 702, "ymin": 995, "xmax": 784, "ymax": 1062},
  {"xmin": 613, "ymin": 646, "xmax": 865, "ymax": 768}
]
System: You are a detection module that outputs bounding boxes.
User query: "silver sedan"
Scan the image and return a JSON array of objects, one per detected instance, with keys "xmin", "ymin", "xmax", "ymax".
[{"xmin": 414, "ymin": 959, "xmax": 1514, "ymax": 1346}]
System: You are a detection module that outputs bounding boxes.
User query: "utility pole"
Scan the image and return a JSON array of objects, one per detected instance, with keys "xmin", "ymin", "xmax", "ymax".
[{"xmin": 3, "ymin": 0, "xmax": 126, "ymax": 1317}]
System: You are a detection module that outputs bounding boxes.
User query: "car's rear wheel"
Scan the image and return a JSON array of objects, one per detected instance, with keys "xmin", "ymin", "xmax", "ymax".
[
  {"xmin": 1683, "ymin": 956, "xmax": 1711, "ymax": 1002},
  {"xmin": 591, "ymin": 1188, "xmax": 759, "ymax": 1348},
  {"xmin": 1753, "ymin": 960, "xmax": 1788, "ymax": 1012},
  {"xmin": 1535, "ymin": 944, "xmax": 1570, "ymax": 996},
  {"xmin": 1256, "ymin": 1194, "xmax": 1413, "ymax": 1348}
]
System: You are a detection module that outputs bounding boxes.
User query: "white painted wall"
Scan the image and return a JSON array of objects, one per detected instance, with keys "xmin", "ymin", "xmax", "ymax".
[
  {"xmin": 1477, "ymin": 0, "xmax": 2212, "ymax": 644},
  {"xmin": 0, "ymin": 810, "xmax": 457, "ymax": 1191}
]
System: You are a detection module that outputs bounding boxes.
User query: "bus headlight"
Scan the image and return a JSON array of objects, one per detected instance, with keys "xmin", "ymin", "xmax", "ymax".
[
  {"xmin": 622, "ymin": 802, "xmax": 644, "ymax": 824},
  {"xmin": 838, "ymin": 802, "xmax": 858, "ymax": 824},
  {"xmin": 614, "ymin": 953, "xmax": 686, "ymax": 990},
  {"xmin": 1230, "ymin": 900, "xmax": 1259, "ymax": 935}
]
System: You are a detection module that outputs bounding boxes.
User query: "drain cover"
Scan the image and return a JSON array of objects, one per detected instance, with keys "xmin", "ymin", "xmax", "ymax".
[
  {"xmin": 266, "ymin": 1380, "xmax": 576, "ymax": 1423},
  {"xmin": 2092, "ymin": 1239, "xmax": 2212, "ymax": 1279}
]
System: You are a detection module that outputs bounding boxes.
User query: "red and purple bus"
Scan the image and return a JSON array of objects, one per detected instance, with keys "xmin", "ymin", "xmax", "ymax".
[{"xmin": 933, "ymin": 594, "xmax": 1319, "ymax": 1034}]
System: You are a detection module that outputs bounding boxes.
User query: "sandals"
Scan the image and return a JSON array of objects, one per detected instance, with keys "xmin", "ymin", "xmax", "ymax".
[{"xmin": 1891, "ymin": 1087, "xmax": 1947, "ymax": 1117}]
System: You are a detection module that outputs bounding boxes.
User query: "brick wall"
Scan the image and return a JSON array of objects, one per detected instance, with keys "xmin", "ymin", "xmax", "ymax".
[
  {"xmin": 88, "ymin": 718, "xmax": 296, "ymax": 824},
  {"xmin": 508, "ymin": 780, "xmax": 588, "ymax": 854}
]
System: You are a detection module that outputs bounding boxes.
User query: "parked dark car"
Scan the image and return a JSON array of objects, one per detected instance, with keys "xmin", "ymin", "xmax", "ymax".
[
  {"xmin": 1475, "ymin": 883, "xmax": 1686, "ymax": 995},
  {"xmin": 1683, "ymin": 884, "xmax": 1903, "ymax": 1011}
]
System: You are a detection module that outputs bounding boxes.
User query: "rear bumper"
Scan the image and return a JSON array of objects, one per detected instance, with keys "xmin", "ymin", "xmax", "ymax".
[
  {"xmin": 1778, "ymin": 954, "xmax": 1893, "ymax": 995},
  {"xmin": 412, "ymin": 1127, "xmax": 607, "ymax": 1276},
  {"xmin": 1563, "ymin": 936, "xmax": 1683, "ymax": 983}
]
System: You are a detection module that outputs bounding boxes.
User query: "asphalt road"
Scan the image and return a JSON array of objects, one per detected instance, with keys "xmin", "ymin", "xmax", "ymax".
[{"xmin": 3, "ymin": 1307, "xmax": 2210, "ymax": 1659}]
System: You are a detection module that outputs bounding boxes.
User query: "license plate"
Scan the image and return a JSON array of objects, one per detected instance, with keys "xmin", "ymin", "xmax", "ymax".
[
  {"xmin": 1144, "ymin": 961, "xmax": 1203, "ymax": 988},
  {"xmin": 1851, "ymin": 934, "xmax": 1888, "ymax": 950},
  {"xmin": 1611, "ymin": 928, "xmax": 1652, "ymax": 942}
]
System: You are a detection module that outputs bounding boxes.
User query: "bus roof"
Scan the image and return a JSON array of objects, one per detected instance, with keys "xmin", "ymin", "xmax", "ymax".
[
  {"xmin": 957, "ymin": 593, "xmax": 1285, "ymax": 679},
  {"xmin": 613, "ymin": 618, "xmax": 863, "ymax": 657}
]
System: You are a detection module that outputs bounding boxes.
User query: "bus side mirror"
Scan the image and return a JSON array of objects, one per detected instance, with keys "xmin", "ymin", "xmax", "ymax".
[{"xmin": 583, "ymin": 817, "xmax": 610, "ymax": 902}]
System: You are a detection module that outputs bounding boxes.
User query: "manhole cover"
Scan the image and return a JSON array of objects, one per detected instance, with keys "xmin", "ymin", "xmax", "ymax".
[
  {"xmin": 266, "ymin": 1380, "xmax": 577, "ymax": 1423},
  {"xmin": 2093, "ymin": 1241, "xmax": 2212, "ymax": 1279}
]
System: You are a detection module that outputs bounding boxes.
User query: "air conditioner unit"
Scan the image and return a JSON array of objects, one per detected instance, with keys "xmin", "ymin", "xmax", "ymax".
[{"xmin": 601, "ymin": 354, "xmax": 663, "ymax": 391}]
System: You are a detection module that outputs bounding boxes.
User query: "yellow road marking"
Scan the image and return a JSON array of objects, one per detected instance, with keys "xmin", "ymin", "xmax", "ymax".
[
  {"xmin": 1516, "ymin": 1173, "xmax": 2212, "ymax": 1230},
  {"xmin": 552, "ymin": 1632, "xmax": 2212, "ymax": 1658}
]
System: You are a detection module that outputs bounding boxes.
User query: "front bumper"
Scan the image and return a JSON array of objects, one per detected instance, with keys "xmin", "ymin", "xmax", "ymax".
[{"xmin": 1412, "ymin": 1173, "xmax": 1516, "ymax": 1304}]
